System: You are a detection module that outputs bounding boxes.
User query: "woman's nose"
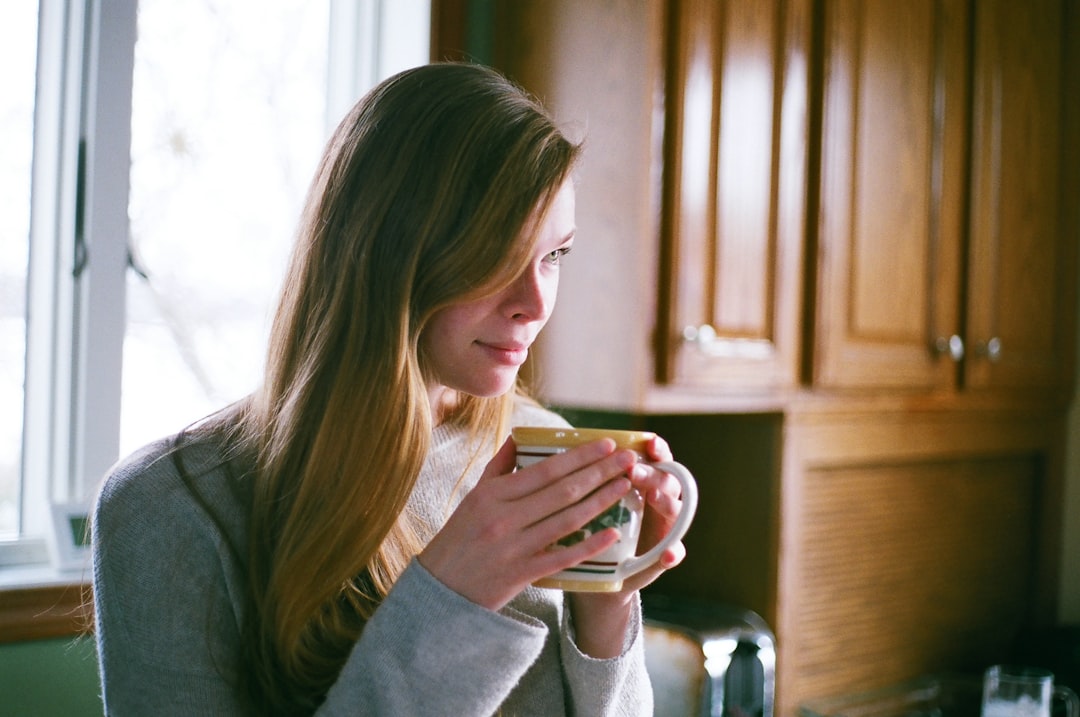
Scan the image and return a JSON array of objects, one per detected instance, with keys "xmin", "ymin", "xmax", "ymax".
[{"xmin": 504, "ymin": 267, "xmax": 555, "ymax": 322}]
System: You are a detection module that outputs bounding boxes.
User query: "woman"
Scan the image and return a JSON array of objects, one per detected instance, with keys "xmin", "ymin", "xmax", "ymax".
[{"xmin": 92, "ymin": 63, "xmax": 686, "ymax": 715}]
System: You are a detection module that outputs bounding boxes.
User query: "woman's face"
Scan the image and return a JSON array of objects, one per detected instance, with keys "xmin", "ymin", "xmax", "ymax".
[{"xmin": 423, "ymin": 178, "xmax": 576, "ymax": 411}]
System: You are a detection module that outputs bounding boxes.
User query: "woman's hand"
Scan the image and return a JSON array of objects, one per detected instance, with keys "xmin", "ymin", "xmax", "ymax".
[
  {"xmin": 568, "ymin": 434, "xmax": 687, "ymax": 658},
  {"xmin": 418, "ymin": 436, "xmax": 640, "ymax": 612},
  {"xmin": 630, "ymin": 434, "xmax": 687, "ymax": 580}
]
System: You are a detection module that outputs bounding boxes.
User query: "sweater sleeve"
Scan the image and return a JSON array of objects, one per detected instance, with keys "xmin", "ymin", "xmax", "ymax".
[
  {"xmin": 559, "ymin": 595, "xmax": 654, "ymax": 717},
  {"xmin": 318, "ymin": 559, "xmax": 548, "ymax": 716},
  {"xmin": 94, "ymin": 460, "xmax": 551, "ymax": 716}
]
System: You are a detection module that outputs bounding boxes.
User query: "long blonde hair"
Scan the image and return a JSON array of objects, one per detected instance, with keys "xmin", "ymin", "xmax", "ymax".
[{"xmin": 233, "ymin": 63, "xmax": 580, "ymax": 712}]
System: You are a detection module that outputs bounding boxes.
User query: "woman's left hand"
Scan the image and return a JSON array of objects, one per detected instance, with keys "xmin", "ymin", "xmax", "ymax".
[
  {"xmin": 567, "ymin": 434, "xmax": 687, "ymax": 658},
  {"xmin": 630, "ymin": 434, "xmax": 687, "ymax": 581}
]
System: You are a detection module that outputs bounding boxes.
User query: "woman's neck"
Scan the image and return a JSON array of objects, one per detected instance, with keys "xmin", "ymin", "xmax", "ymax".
[{"xmin": 427, "ymin": 385, "xmax": 459, "ymax": 427}]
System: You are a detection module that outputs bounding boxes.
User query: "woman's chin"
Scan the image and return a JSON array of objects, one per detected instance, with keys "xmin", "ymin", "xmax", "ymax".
[{"xmin": 466, "ymin": 371, "xmax": 521, "ymax": 399}]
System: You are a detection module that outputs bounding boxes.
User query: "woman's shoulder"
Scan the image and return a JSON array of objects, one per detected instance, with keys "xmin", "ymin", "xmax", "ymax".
[
  {"xmin": 510, "ymin": 395, "xmax": 572, "ymax": 429},
  {"xmin": 95, "ymin": 429, "xmax": 245, "ymax": 533},
  {"xmin": 98, "ymin": 436, "xmax": 187, "ymax": 503}
]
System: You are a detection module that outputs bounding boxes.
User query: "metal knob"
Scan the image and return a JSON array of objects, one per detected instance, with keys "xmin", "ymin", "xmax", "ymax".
[
  {"xmin": 934, "ymin": 334, "xmax": 965, "ymax": 362},
  {"xmin": 681, "ymin": 324, "xmax": 773, "ymax": 359},
  {"xmin": 683, "ymin": 324, "xmax": 717, "ymax": 347},
  {"xmin": 976, "ymin": 336, "xmax": 1002, "ymax": 362}
]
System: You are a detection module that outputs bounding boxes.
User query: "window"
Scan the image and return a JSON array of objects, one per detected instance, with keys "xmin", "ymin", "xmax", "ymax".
[
  {"xmin": 1, "ymin": 0, "xmax": 430, "ymax": 571},
  {"xmin": 122, "ymin": 1, "xmax": 333, "ymax": 456},
  {"xmin": 0, "ymin": 2, "xmax": 38, "ymax": 540}
]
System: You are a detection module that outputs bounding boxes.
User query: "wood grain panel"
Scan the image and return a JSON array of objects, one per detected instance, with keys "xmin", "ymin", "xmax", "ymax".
[
  {"xmin": 660, "ymin": 0, "xmax": 808, "ymax": 390},
  {"xmin": 814, "ymin": 0, "xmax": 968, "ymax": 389},
  {"xmin": 966, "ymin": 0, "xmax": 1070, "ymax": 390},
  {"xmin": 714, "ymin": 0, "xmax": 779, "ymax": 338},
  {"xmin": 849, "ymin": 1, "xmax": 935, "ymax": 340},
  {"xmin": 0, "ymin": 584, "xmax": 93, "ymax": 643},
  {"xmin": 787, "ymin": 457, "xmax": 1037, "ymax": 704}
]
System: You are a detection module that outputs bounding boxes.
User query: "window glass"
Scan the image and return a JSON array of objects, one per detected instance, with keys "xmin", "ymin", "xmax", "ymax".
[
  {"xmin": 122, "ymin": 0, "xmax": 332, "ymax": 454},
  {"xmin": 0, "ymin": 0, "xmax": 428, "ymax": 552},
  {"xmin": 0, "ymin": 1, "xmax": 39, "ymax": 537}
]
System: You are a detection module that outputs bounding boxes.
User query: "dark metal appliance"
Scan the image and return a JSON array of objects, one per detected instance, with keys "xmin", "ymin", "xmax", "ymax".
[{"xmin": 644, "ymin": 596, "xmax": 776, "ymax": 717}]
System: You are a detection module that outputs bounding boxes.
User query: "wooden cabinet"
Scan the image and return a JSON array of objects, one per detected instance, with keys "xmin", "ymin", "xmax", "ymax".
[
  {"xmin": 771, "ymin": 408, "xmax": 1065, "ymax": 712},
  {"xmin": 457, "ymin": 0, "xmax": 1079, "ymax": 712},
  {"xmin": 493, "ymin": 0, "xmax": 1076, "ymax": 406},
  {"xmin": 645, "ymin": 405, "xmax": 1067, "ymax": 714},
  {"xmin": 656, "ymin": 0, "xmax": 809, "ymax": 391},
  {"xmin": 492, "ymin": 0, "xmax": 811, "ymax": 410},
  {"xmin": 965, "ymin": 0, "xmax": 1076, "ymax": 391},
  {"xmin": 814, "ymin": 0, "xmax": 1077, "ymax": 395},
  {"xmin": 814, "ymin": 0, "xmax": 969, "ymax": 391}
]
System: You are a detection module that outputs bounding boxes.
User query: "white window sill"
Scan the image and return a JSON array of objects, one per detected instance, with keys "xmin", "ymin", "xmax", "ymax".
[
  {"xmin": 0, "ymin": 563, "xmax": 91, "ymax": 591},
  {"xmin": 0, "ymin": 536, "xmax": 90, "ymax": 588}
]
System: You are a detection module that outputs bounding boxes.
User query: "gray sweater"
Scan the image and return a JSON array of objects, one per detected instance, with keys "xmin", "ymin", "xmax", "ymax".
[{"xmin": 92, "ymin": 401, "xmax": 652, "ymax": 715}]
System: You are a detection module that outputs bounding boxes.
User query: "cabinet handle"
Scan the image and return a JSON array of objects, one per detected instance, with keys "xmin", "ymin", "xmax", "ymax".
[
  {"xmin": 976, "ymin": 336, "xmax": 1003, "ymax": 362},
  {"xmin": 682, "ymin": 325, "xmax": 773, "ymax": 359},
  {"xmin": 934, "ymin": 335, "xmax": 965, "ymax": 362},
  {"xmin": 682, "ymin": 324, "xmax": 718, "ymax": 346}
]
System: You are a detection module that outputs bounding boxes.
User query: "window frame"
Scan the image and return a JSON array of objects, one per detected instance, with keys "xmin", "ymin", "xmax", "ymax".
[
  {"xmin": 2, "ymin": 0, "xmax": 436, "ymax": 638},
  {"xmin": 8, "ymin": 0, "xmax": 134, "ymax": 571}
]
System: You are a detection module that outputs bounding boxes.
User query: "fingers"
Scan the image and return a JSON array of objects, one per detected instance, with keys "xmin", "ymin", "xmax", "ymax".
[
  {"xmin": 589, "ymin": 538, "xmax": 687, "ymax": 597},
  {"xmin": 505, "ymin": 438, "xmax": 626, "ymax": 496},
  {"xmin": 659, "ymin": 541, "xmax": 687, "ymax": 569},
  {"xmin": 632, "ymin": 463, "xmax": 684, "ymax": 569},
  {"xmin": 478, "ymin": 437, "xmax": 643, "ymax": 547},
  {"xmin": 519, "ymin": 449, "xmax": 635, "ymax": 520},
  {"xmin": 423, "ymin": 436, "xmax": 654, "ymax": 610},
  {"xmin": 480, "ymin": 436, "xmax": 519, "ymax": 480},
  {"xmin": 628, "ymin": 464, "xmax": 682, "ymax": 506},
  {"xmin": 521, "ymin": 474, "xmax": 631, "ymax": 552},
  {"xmin": 438, "ymin": 432, "xmax": 686, "ymax": 609},
  {"xmin": 645, "ymin": 475, "xmax": 683, "ymax": 519},
  {"xmin": 529, "ymin": 526, "xmax": 622, "ymax": 578},
  {"xmin": 645, "ymin": 434, "xmax": 673, "ymax": 463}
]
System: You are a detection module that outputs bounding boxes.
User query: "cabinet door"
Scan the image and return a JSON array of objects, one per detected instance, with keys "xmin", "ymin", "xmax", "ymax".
[
  {"xmin": 966, "ymin": 0, "xmax": 1075, "ymax": 391},
  {"xmin": 783, "ymin": 454, "xmax": 1040, "ymax": 709},
  {"xmin": 813, "ymin": 0, "xmax": 969, "ymax": 389},
  {"xmin": 657, "ymin": 0, "xmax": 809, "ymax": 389}
]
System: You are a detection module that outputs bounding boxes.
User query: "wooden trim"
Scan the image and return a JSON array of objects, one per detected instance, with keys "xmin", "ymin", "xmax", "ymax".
[
  {"xmin": 1058, "ymin": 0, "xmax": 1080, "ymax": 394},
  {"xmin": 0, "ymin": 584, "xmax": 93, "ymax": 644},
  {"xmin": 429, "ymin": 0, "xmax": 470, "ymax": 63}
]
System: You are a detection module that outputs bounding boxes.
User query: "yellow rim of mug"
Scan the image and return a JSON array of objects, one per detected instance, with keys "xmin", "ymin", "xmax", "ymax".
[{"xmin": 511, "ymin": 426, "xmax": 656, "ymax": 452}]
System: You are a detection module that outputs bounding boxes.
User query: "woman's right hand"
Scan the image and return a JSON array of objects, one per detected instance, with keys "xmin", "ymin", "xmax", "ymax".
[{"xmin": 417, "ymin": 436, "xmax": 642, "ymax": 611}]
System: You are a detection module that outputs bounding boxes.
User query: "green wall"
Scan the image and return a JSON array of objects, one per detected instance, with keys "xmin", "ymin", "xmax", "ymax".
[{"xmin": 0, "ymin": 637, "xmax": 102, "ymax": 716}]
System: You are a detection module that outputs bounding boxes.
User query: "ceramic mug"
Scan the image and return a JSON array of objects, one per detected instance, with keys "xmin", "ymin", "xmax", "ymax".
[
  {"xmin": 512, "ymin": 426, "xmax": 698, "ymax": 592},
  {"xmin": 981, "ymin": 665, "xmax": 1079, "ymax": 717}
]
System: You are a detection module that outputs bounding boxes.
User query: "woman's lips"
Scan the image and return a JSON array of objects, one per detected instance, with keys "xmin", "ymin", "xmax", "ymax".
[{"xmin": 477, "ymin": 341, "xmax": 529, "ymax": 366}]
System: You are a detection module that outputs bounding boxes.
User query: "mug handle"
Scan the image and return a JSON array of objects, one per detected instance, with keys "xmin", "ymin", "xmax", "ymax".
[
  {"xmin": 1056, "ymin": 686, "xmax": 1079, "ymax": 717},
  {"xmin": 617, "ymin": 460, "xmax": 698, "ymax": 579}
]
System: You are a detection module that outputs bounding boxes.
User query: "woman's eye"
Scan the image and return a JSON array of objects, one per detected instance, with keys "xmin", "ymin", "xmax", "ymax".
[{"xmin": 544, "ymin": 246, "xmax": 573, "ymax": 265}]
